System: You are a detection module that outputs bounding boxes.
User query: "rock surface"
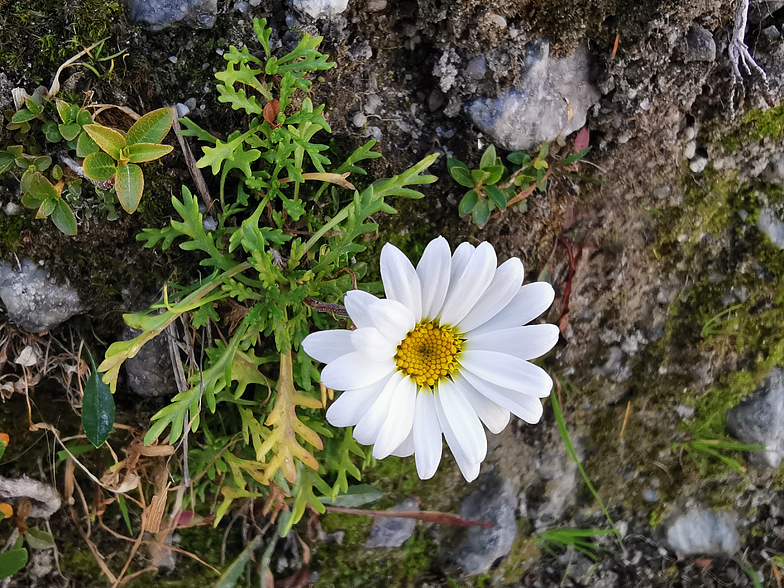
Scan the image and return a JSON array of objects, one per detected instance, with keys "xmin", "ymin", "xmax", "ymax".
[
  {"xmin": 465, "ymin": 40, "xmax": 599, "ymax": 151},
  {"xmin": 364, "ymin": 498, "xmax": 418, "ymax": 548},
  {"xmin": 0, "ymin": 259, "xmax": 83, "ymax": 332},
  {"xmin": 122, "ymin": 326, "xmax": 179, "ymax": 398},
  {"xmin": 757, "ymin": 207, "xmax": 784, "ymax": 250},
  {"xmin": 666, "ymin": 508, "xmax": 740, "ymax": 558},
  {"xmin": 126, "ymin": 0, "xmax": 218, "ymax": 30},
  {"xmin": 726, "ymin": 367, "xmax": 784, "ymax": 468},
  {"xmin": 441, "ymin": 472, "xmax": 517, "ymax": 575},
  {"xmin": 0, "ymin": 475, "xmax": 62, "ymax": 519},
  {"xmin": 288, "ymin": 0, "xmax": 349, "ymax": 19}
]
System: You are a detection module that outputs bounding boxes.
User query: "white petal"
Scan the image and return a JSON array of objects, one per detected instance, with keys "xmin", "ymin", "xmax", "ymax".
[
  {"xmin": 353, "ymin": 371, "xmax": 405, "ymax": 445},
  {"xmin": 417, "ymin": 237, "xmax": 452, "ymax": 320},
  {"xmin": 449, "ymin": 242, "xmax": 475, "ymax": 286},
  {"xmin": 321, "ymin": 352, "xmax": 395, "ymax": 391},
  {"xmin": 469, "ymin": 282, "xmax": 555, "ymax": 336},
  {"xmin": 452, "ymin": 375, "xmax": 511, "ymax": 434},
  {"xmin": 381, "ymin": 243, "xmax": 422, "ymax": 321},
  {"xmin": 326, "ymin": 375, "xmax": 391, "ymax": 427},
  {"xmin": 436, "ymin": 379, "xmax": 487, "ymax": 464},
  {"xmin": 302, "ymin": 330, "xmax": 355, "ymax": 364},
  {"xmin": 466, "ymin": 324, "xmax": 560, "ymax": 360},
  {"xmin": 368, "ymin": 299, "xmax": 416, "ymax": 342},
  {"xmin": 457, "ymin": 257, "xmax": 524, "ymax": 332},
  {"xmin": 344, "ymin": 289, "xmax": 381, "ymax": 329},
  {"xmin": 351, "ymin": 328, "xmax": 399, "ymax": 362},
  {"xmin": 373, "ymin": 376, "xmax": 417, "ymax": 459},
  {"xmin": 434, "ymin": 388, "xmax": 481, "ymax": 482},
  {"xmin": 413, "ymin": 390, "xmax": 443, "ymax": 479},
  {"xmin": 390, "ymin": 429, "xmax": 415, "ymax": 457},
  {"xmin": 439, "ymin": 242, "xmax": 497, "ymax": 326},
  {"xmin": 459, "ymin": 350, "xmax": 553, "ymax": 396},
  {"xmin": 460, "ymin": 369, "xmax": 545, "ymax": 423}
]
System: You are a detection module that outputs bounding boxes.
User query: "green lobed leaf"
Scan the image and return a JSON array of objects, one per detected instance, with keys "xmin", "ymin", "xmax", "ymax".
[
  {"xmin": 0, "ymin": 548, "xmax": 28, "ymax": 579},
  {"xmin": 126, "ymin": 142, "xmax": 174, "ymax": 163},
  {"xmin": 83, "ymin": 124, "xmax": 126, "ymax": 159},
  {"xmin": 82, "ymin": 348, "xmax": 115, "ymax": 447},
  {"xmin": 126, "ymin": 107, "xmax": 174, "ymax": 145},
  {"xmin": 458, "ymin": 189, "xmax": 478, "ymax": 216},
  {"xmin": 82, "ymin": 152, "xmax": 117, "ymax": 182},
  {"xmin": 115, "ymin": 163, "xmax": 144, "ymax": 213},
  {"xmin": 51, "ymin": 199, "xmax": 77, "ymax": 235},
  {"xmin": 254, "ymin": 17, "xmax": 272, "ymax": 58},
  {"xmin": 41, "ymin": 120, "xmax": 62, "ymax": 142}
]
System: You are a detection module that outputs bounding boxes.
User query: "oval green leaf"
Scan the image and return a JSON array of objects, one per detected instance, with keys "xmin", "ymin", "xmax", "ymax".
[
  {"xmin": 0, "ymin": 548, "xmax": 28, "ymax": 579},
  {"xmin": 82, "ymin": 152, "xmax": 117, "ymax": 182},
  {"xmin": 82, "ymin": 348, "xmax": 115, "ymax": 447},
  {"xmin": 55, "ymin": 100, "xmax": 74, "ymax": 124},
  {"xmin": 115, "ymin": 163, "xmax": 144, "ymax": 213},
  {"xmin": 484, "ymin": 165, "xmax": 505, "ymax": 185},
  {"xmin": 0, "ymin": 151, "xmax": 14, "ymax": 175},
  {"xmin": 58, "ymin": 123, "xmax": 81, "ymax": 141},
  {"xmin": 27, "ymin": 172, "xmax": 58, "ymax": 201},
  {"xmin": 449, "ymin": 166, "xmax": 474, "ymax": 188},
  {"xmin": 458, "ymin": 189, "xmax": 479, "ymax": 216},
  {"xmin": 479, "ymin": 144, "xmax": 497, "ymax": 170},
  {"xmin": 51, "ymin": 199, "xmax": 77, "ymax": 235},
  {"xmin": 33, "ymin": 156, "xmax": 52, "ymax": 171},
  {"xmin": 76, "ymin": 108, "xmax": 93, "ymax": 127},
  {"xmin": 127, "ymin": 142, "xmax": 173, "ymax": 163},
  {"xmin": 25, "ymin": 528, "xmax": 56, "ymax": 550},
  {"xmin": 11, "ymin": 109, "xmax": 37, "ymax": 124},
  {"xmin": 472, "ymin": 198, "xmax": 491, "ymax": 226},
  {"xmin": 83, "ymin": 124, "xmax": 126, "ymax": 159},
  {"xmin": 37, "ymin": 198, "xmax": 57, "ymax": 219},
  {"xmin": 471, "ymin": 168, "xmax": 490, "ymax": 185},
  {"xmin": 76, "ymin": 131, "xmax": 100, "ymax": 157},
  {"xmin": 126, "ymin": 107, "xmax": 174, "ymax": 145},
  {"xmin": 485, "ymin": 184, "xmax": 507, "ymax": 210}
]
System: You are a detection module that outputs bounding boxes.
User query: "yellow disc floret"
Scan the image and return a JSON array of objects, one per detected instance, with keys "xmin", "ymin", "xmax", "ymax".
[{"xmin": 395, "ymin": 321, "xmax": 463, "ymax": 388}]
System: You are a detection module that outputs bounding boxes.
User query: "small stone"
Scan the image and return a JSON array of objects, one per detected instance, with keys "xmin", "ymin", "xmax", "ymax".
[
  {"xmin": 643, "ymin": 489, "xmax": 659, "ymax": 503},
  {"xmin": 367, "ymin": 0, "xmax": 386, "ymax": 10},
  {"xmin": 348, "ymin": 41, "xmax": 372, "ymax": 61},
  {"xmin": 683, "ymin": 140, "xmax": 697, "ymax": 159},
  {"xmin": 685, "ymin": 23, "xmax": 716, "ymax": 62},
  {"xmin": 0, "ymin": 259, "xmax": 83, "ymax": 332},
  {"xmin": 122, "ymin": 327, "xmax": 179, "ymax": 398},
  {"xmin": 690, "ymin": 155, "xmax": 708, "ymax": 173},
  {"xmin": 168, "ymin": 55, "xmax": 178, "ymax": 64},
  {"xmin": 365, "ymin": 498, "xmax": 418, "ymax": 548},
  {"xmin": 441, "ymin": 473, "xmax": 517, "ymax": 575},
  {"xmin": 763, "ymin": 25, "xmax": 781, "ymax": 39},
  {"xmin": 682, "ymin": 126, "xmax": 696, "ymax": 141},
  {"xmin": 184, "ymin": 97, "xmax": 197, "ymax": 110},
  {"xmin": 249, "ymin": 0, "xmax": 261, "ymax": 5},
  {"xmin": 234, "ymin": 0, "xmax": 249, "ymax": 11},
  {"xmin": 4, "ymin": 202, "xmax": 21, "ymax": 216},
  {"xmin": 203, "ymin": 217, "xmax": 218, "ymax": 231},
  {"xmin": 176, "ymin": 103, "xmax": 190, "ymax": 117},
  {"xmin": 666, "ymin": 509, "xmax": 739, "ymax": 557},
  {"xmin": 757, "ymin": 208, "xmax": 784, "ymax": 249},
  {"xmin": 489, "ymin": 13, "xmax": 507, "ymax": 28},
  {"xmin": 127, "ymin": 0, "xmax": 218, "ymax": 31},
  {"xmin": 466, "ymin": 56, "xmax": 487, "ymax": 80},
  {"xmin": 727, "ymin": 367, "xmax": 784, "ymax": 468},
  {"xmin": 653, "ymin": 185, "xmax": 671, "ymax": 199},
  {"xmin": 364, "ymin": 94, "xmax": 382, "ymax": 115},
  {"xmin": 288, "ymin": 0, "xmax": 348, "ymax": 19},
  {"xmin": 427, "ymin": 90, "xmax": 444, "ymax": 112},
  {"xmin": 352, "ymin": 112, "xmax": 367, "ymax": 128}
]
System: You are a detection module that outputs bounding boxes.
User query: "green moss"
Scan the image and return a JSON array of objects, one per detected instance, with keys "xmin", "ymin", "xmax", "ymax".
[
  {"xmin": 0, "ymin": 212, "xmax": 27, "ymax": 252},
  {"xmin": 720, "ymin": 102, "xmax": 784, "ymax": 151}
]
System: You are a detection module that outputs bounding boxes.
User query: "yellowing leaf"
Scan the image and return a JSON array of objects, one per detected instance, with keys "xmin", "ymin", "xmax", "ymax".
[
  {"xmin": 82, "ymin": 152, "xmax": 117, "ymax": 182},
  {"xmin": 83, "ymin": 124, "xmax": 126, "ymax": 159},
  {"xmin": 256, "ymin": 350, "xmax": 323, "ymax": 484},
  {"xmin": 126, "ymin": 107, "xmax": 174, "ymax": 145},
  {"xmin": 127, "ymin": 143, "xmax": 173, "ymax": 163},
  {"xmin": 115, "ymin": 163, "xmax": 144, "ymax": 213}
]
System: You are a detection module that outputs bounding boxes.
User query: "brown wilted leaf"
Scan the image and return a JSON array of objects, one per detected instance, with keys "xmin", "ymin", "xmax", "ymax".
[{"xmin": 264, "ymin": 99, "xmax": 281, "ymax": 128}]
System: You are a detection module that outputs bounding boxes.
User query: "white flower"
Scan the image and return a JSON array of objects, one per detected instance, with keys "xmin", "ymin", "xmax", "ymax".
[{"xmin": 302, "ymin": 237, "xmax": 558, "ymax": 482}]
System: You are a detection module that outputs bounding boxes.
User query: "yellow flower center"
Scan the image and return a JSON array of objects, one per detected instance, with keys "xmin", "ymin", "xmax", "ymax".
[{"xmin": 395, "ymin": 321, "xmax": 463, "ymax": 388}]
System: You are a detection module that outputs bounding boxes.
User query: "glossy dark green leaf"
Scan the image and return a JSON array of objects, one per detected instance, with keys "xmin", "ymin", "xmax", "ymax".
[
  {"xmin": 82, "ymin": 348, "xmax": 115, "ymax": 447},
  {"xmin": 507, "ymin": 151, "xmax": 530, "ymax": 166},
  {"xmin": 76, "ymin": 108, "xmax": 93, "ymax": 126},
  {"xmin": 0, "ymin": 151, "xmax": 14, "ymax": 175},
  {"xmin": 458, "ymin": 189, "xmax": 478, "ymax": 216},
  {"xmin": 485, "ymin": 184, "xmax": 507, "ymax": 210}
]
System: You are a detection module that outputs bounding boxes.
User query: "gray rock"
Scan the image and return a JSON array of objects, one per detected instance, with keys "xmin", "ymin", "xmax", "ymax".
[
  {"xmin": 288, "ymin": 0, "xmax": 348, "ymax": 19},
  {"xmin": 126, "ymin": 0, "xmax": 218, "ymax": 31},
  {"xmin": 0, "ymin": 475, "xmax": 61, "ymax": 518},
  {"xmin": 465, "ymin": 40, "xmax": 600, "ymax": 152},
  {"xmin": 122, "ymin": 326, "xmax": 179, "ymax": 397},
  {"xmin": 364, "ymin": 498, "xmax": 418, "ymax": 548},
  {"xmin": 727, "ymin": 367, "xmax": 784, "ymax": 468},
  {"xmin": 0, "ymin": 259, "xmax": 83, "ymax": 332},
  {"xmin": 442, "ymin": 473, "xmax": 517, "ymax": 575},
  {"xmin": 685, "ymin": 24, "xmax": 716, "ymax": 62},
  {"xmin": 466, "ymin": 56, "xmax": 487, "ymax": 80},
  {"xmin": 757, "ymin": 207, "xmax": 784, "ymax": 250},
  {"xmin": 666, "ymin": 508, "xmax": 739, "ymax": 557}
]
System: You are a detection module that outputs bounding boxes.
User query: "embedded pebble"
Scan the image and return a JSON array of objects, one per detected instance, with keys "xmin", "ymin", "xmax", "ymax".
[
  {"xmin": 234, "ymin": 0, "xmax": 249, "ymax": 11},
  {"xmin": 757, "ymin": 208, "xmax": 784, "ymax": 249},
  {"xmin": 466, "ymin": 56, "xmax": 487, "ymax": 80},
  {"xmin": 367, "ymin": 0, "xmax": 386, "ymax": 9},
  {"xmin": 690, "ymin": 155, "xmax": 708, "ymax": 173},
  {"xmin": 176, "ymin": 103, "xmax": 190, "ymax": 117},
  {"xmin": 683, "ymin": 141, "xmax": 697, "ymax": 159},
  {"xmin": 288, "ymin": 0, "xmax": 348, "ymax": 19},
  {"xmin": 682, "ymin": 126, "xmax": 696, "ymax": 141},
  {"xmin": 168, "ymin": 55, "xmax": 178, "ymax": 64},
  {"xmin": 4, "ymin": 202, "xmax": 22, "ymax": 216},
  {"xmin": 643, "ymin": 489, "xmax": 659, "ymax": 503},
  {"xmin": 666, "ymin": 508, "xmax": 739, "ymax": 557},
  {"xmin": 352, "ymin": 112, "xmax": 368, "ymax": 128},
  {"xmin": 365, "ymin": 498, "xmax": 418, "ymax": 548}
]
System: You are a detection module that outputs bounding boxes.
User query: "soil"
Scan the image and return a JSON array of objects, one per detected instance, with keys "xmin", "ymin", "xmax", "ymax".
[{"xmin": 2, "ymin": 0, "xmax": 784, "ymax": 586}]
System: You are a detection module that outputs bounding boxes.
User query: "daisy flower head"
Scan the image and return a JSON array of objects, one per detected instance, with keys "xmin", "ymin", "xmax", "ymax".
[{"xmin": 302, "ymin": 237, "xmax": 558, "ymax": 482}]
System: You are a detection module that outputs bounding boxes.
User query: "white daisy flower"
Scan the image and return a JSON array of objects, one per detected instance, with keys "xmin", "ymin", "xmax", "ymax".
[{"xmin": 302, "ymin": 237, "xmax": 558, "ymax": 482}]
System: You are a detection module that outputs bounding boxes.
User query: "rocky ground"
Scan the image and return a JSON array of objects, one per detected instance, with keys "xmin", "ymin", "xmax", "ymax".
[{"xmin": 2, "ymin": 0, "xmax": 784, "ymax": 586}]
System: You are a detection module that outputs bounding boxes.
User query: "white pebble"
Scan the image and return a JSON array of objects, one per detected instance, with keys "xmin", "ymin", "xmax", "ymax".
[
  {"xmin": 168, "ymin": 55, "xmax": 178, "ymax": 64},
  {"xmin": 683, "ymin": 126, "xmax": 695, "ymax": 141},
  {"xmin": 683, "ymin": 140, "xmax": 697, "ymax": 159},
  {"xmin": 690, "ymin": 156, "xmax": 709, "ymax": 173},
  {"xmin": 352, "ymin": 112, "xmax": 367, "ymax": 127}
]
